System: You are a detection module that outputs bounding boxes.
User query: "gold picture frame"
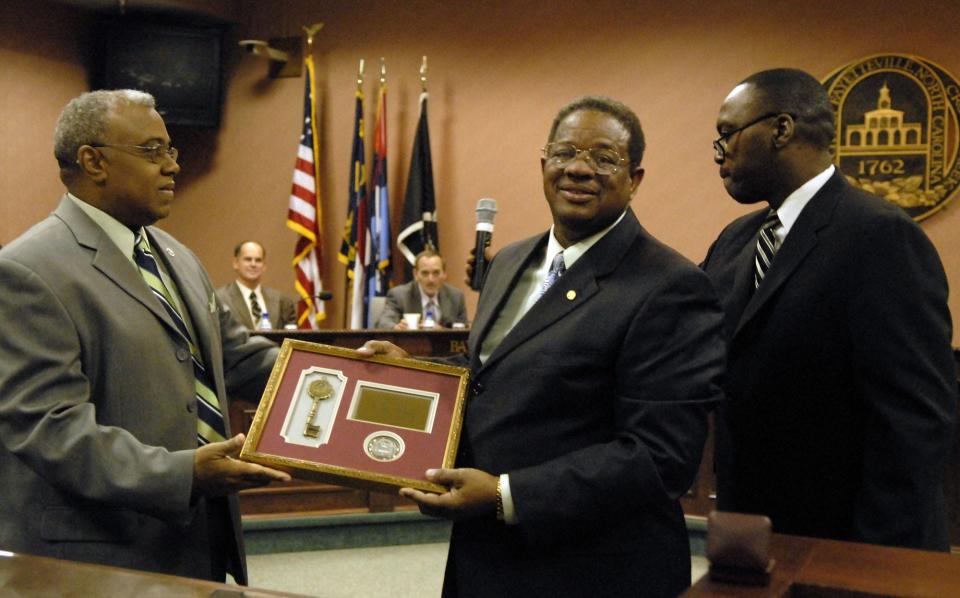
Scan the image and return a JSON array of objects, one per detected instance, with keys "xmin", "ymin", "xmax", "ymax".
[{"xmin": 240, "ymin": 339, "xmax": 469, "ymax": 493}]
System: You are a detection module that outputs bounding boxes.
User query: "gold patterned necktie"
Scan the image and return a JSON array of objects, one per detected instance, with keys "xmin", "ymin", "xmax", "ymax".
[
  {"xmin": 249, "ymin": 291, "xmax": 263, "ymax": 321},
  {"xmin": 754, "ymin": 210, "xmax": 781, "ymax": 289},
  {"xmin": 133, "ymin": 234, "xmax": 226, "ymax": 445}
]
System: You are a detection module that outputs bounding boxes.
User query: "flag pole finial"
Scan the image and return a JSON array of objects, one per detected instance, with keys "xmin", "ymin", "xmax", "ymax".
[
  {"xmin": 357, "ymin": 59, "xmax": 365, "ymax": 90},
  {"xmin": 303, "ymin": 22, "xmax": 324, "ymax": 49},
  {"xmin": 420, "ymin": 55, "xmax": 428, "ymax": 93},
  {"xmin": 379, "ymin": 57, "xmax": 386, "ymax": 86}
]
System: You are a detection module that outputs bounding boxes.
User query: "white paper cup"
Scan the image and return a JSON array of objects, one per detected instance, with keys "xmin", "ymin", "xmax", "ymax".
[{"xmin": 402, "ymin": 313, "xmax": 421, "ymax": 329}]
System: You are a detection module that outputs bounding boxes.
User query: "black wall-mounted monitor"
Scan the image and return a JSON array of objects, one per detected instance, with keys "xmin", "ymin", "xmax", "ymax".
[{"xmin": 94, "ymin": 20, "xmax": 224, "ymax": 128}]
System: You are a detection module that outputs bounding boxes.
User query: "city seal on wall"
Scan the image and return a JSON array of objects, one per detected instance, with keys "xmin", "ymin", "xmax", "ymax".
[{"xmin": 822, "ymin": 53, "xmax": 960, "ymax": 221}]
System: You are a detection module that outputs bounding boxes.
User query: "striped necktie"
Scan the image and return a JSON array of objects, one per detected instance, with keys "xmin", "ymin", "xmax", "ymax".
[
  {"xmin": 536, "ymin": 252, "xmax": 566, "ymax": 300},
  {"xmin": 249, "ymin": 291, "xmax": 263, "ymax": 321},
  {"xmin": 134, "ymin": 234, "xmax": 227, "ymax": 445},
  {"xmin": 754, "ymin": 210, "xmax": 781, "ymax": 289}
]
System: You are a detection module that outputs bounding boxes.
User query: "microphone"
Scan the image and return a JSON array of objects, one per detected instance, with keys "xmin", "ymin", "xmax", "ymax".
[{"xmin": 470, "ymin": 198, "xmax": 497, "ymax": 291}]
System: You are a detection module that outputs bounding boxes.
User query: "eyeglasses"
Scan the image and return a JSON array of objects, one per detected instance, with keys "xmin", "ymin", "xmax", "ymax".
[
  {"xmin": 542, "ymin": 143, "xmax": 626, "ymax": 175},
  {"xmin": 90, "ymin": 143, "xmax": 179, "ymax": 164},
  {"xmin": 713, "ymin": 112, "xmax": 789, "ymax": 160}
]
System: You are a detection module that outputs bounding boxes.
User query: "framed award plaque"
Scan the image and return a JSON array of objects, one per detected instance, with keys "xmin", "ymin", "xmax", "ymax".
[{"xmin": 240, "ymin": 339, "xmax": 470, "ymax": 493}]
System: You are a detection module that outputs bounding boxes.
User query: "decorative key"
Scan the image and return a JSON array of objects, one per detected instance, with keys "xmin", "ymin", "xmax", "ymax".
[{"xmin": 303, "ymin": 377, "xmax": 334, "ymax": 438}]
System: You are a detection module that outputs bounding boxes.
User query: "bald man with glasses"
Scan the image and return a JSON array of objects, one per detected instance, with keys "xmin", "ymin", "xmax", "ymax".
[{"xmin": 702, "ymin": 68, "xmax": 956, "ymax": 551}]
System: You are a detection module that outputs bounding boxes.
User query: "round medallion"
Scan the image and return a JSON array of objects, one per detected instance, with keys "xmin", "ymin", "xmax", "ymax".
[{"xmin": 363, "ymin": 431, "xmax": 405, "ymax": 462}]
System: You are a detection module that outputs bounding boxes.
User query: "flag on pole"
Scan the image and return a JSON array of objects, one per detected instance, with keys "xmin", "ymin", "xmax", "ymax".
[
  {"xmin": 397, "ymin": 91, "xmax": 439, "ymax": 278},
  {"xmin": 366, "ymin": 74, "xmax": 391, "ymax": 325},
  {"xmin": 338, "ymin": 87, "xmax": 369, "ymax": 329},
  {"xmin": 286, "ymin": 52, "xmax": 326, "ymax": 328}
]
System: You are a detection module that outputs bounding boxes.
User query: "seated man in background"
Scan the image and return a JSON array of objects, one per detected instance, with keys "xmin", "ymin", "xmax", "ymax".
[
  {"xmin": 216, "ymin": 240, "xmax": 297, "ymax": 330},
  {"xmin": 375, "ymin": 248, "xmax": 468, "ymax": 329}
]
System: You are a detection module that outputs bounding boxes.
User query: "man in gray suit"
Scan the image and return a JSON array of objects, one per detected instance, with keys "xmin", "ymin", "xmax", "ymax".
[
  {"xmin": 361, "ymin": 96, "xmax": 725, "ymax": 597},
  {"xmin": 0, "ymin": 90, "xmax": 290, "ymax": 583},
  {"xmin": 375, "ymin": 249, "xmax": 468, "ymax": 329},
  {"xmin": 216, "ymin": 240, "xmax": 297, "ymax": 330}
]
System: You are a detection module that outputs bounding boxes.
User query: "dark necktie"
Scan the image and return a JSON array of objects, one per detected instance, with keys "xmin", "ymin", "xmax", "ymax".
[
  {"xmin": 754, "ymin": 210, "xmax": 781, "ymax": 289},
  {"xmin": 134, "ymin": 234, "xmax": 226, "ymax": 445},
  {"xmin": 249, "ymin": 291, "xmax": 263, "ymax": 321},
  {"xmin": 537, "ymin": 252, "xmax": 566, "ymax": 300}
]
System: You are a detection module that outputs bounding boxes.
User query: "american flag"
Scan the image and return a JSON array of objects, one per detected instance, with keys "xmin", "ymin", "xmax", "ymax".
[
  {"xmin": 367, "ymin": 75, "xmax": 392, "ymax": 324},
  {"xmin": 338, "ymin": 87, "xmax": 369, "ymax": 329},
  {"xmin": 286, "ymin": 53, "xmax": 326, "ymax": 328}
]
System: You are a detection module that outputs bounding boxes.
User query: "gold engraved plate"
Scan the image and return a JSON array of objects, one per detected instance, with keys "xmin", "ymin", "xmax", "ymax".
[
  {"xmin": 303, "ymin": 377, "xmax": 333, "ymax": 438},
  {"xmin": 822, "ymin": 54, "xmax": 960, "ymax": 221}
]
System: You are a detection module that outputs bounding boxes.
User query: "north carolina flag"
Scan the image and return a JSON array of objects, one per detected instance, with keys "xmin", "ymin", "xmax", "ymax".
[{"xmin": 338, "ymin": 89, "xmax": 369, "ymax": 329}]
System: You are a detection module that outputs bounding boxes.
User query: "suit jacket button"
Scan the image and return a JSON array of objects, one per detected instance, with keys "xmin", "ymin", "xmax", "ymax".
[
  {"xmin": 176, "ymin": 348, "xmax": 189, "ymax": 361},
  {"xmin": 186, "ymin": 401, "xmax": 195, "ymax": 413}
]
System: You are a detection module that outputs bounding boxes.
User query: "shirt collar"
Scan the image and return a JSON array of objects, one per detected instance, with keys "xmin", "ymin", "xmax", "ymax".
[
  {"xmin": 776, "ymin": 164, "xmax": 834, "ymax": 235},
  {"xmin": 545, "ymin": 209, "xmax": 627, "ymax": 269},
  {"xmin": 68, "ymin": 192, "xmax": 142, "ymax": 263},
  {"xmin": 236, "ymin": 280, "xmax": 262, "ymax": 296}
]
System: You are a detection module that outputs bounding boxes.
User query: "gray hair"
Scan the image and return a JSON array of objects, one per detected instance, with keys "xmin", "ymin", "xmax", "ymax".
[{"xmin": 54, "ymin": 89, "xmax": 155, "ymax": 169}]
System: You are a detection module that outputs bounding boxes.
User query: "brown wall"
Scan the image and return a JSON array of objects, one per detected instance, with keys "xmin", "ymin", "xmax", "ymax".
[{"xmin": 3, "ymin": 0, "xmax": 960, "ymax": 342}]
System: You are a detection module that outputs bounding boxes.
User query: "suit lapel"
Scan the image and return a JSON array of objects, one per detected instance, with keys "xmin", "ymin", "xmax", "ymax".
[
  {"xmin": 734, "ymin": 173, "xmax": 844, "ymax": 337},
  {"xmin": 150, "ymin": 231, "xmax": 212, "ymax": 349},
  {"xmin": 264, "ymin": 288, "xmax": 282, "ymax": 327},
  {"xmin": 468, "ymin": 234, "xmax": 545, "ymax": 372},
  {"xmin": 56, "ymin": 198, "xmax": 182, "ymax": 336},
  {"xmin": 475, "ymin": 210, "xmax": 640, "ymax": 373},
  {"xmin": 228, "ymin": 283, "xmax": 255, "ymax": 329}
]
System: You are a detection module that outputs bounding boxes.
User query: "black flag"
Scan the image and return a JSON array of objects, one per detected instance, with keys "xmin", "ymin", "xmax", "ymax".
[{"xmin": 397, "ymin": 92, "xmax": 439, "ymax": 279}]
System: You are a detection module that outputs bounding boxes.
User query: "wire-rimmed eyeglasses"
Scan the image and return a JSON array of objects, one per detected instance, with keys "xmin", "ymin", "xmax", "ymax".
[
  {"xmin": 542, "ymin": 143, "xmax": 626, "ymax": 175},
  {"xmin": 90, "ymin": 143, "xmax": 179, "ymax": 164}
]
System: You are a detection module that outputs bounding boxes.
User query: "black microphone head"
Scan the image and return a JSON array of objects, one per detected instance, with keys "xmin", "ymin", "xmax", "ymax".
[{"xmin": 475, "ymin": 198, "xmax": 497, "ymax": 225}]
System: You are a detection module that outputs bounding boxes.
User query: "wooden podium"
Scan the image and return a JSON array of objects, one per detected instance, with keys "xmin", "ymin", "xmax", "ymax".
[
  {"xmin": 0, "ymin": 550, "xmax": 311, "ymax": 597},
  {"xmin": 683, "ymin": 533, "xmax": 960, "ymax": 597}
]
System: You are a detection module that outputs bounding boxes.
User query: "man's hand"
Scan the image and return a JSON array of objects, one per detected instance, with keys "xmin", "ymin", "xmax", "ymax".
[
  {"xmin": 392, "ymin": 320, "xmax": 409, "ymax": 330},
  {"xmin": 464, "ymin": 246, "xmax": 494, "ymax": 287},
  {"xmin": 356, "ymin": 340, "xmax": 411, "ymax": 359},
  {"xmin": 193, "ymin": 434, "xmax": 291, "ymax": 499},
  {"xmin": 399, "ymin": 468, "xmax": 499, "ymax": 520}
]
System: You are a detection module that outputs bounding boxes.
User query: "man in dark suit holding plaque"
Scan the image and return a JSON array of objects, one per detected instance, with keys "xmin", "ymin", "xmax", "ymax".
[
  {"xmin": 361, "ymin": 96, "xmax": 726, "ymax": 597},
  {"xmin": 0, "ymin": 90, "xmax": 290, "ymax": 583},
  {"xmin": 702, "ymin": 68, "xmax": 957, "ymax": 550}
]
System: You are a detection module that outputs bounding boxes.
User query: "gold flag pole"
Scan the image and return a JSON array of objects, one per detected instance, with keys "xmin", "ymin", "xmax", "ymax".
[
  {"xmin": 303, "ymin": 22, "xmax": 324, "ymax": 50},
  {"xmin": 420, "ymin": 55, "xmax": 428, "ymax": 93},
  {"xmin": 357, "ymin": 58, "xmax": 365, "ymax": 90},
  {"xmin": 380, "ymin": 57, "xmax": 387, "ymax": 86}
]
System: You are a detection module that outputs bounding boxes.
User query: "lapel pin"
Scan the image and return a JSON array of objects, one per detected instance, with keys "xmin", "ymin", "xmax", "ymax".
[
  {"xmin": 165, "ymin": 247, "xmax": 175, "ymax": 257},
  {"xmin": 566, "ymin": 290, "xmax": 576, "ymax": 301}
]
